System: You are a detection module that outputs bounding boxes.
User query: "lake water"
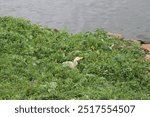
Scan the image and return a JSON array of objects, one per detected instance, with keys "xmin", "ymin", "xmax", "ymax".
[{"xmin": 0, "ymin": 0, "xmax": 150, "ymax": 42}]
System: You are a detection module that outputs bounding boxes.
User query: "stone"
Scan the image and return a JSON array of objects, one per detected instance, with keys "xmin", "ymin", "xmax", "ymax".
[
  {"xmin": 144, "ymin": 54, "xmax": 150, "ymax": 62},
  {"xmin": 141, "ymin": 44, "xmax": 150, "ymax": 52}
]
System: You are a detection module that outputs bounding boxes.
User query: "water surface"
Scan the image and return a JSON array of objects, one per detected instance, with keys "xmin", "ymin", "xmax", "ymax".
[{"xmin": 0, "ymin": 0, "xmax": 150, "ymax": 42}]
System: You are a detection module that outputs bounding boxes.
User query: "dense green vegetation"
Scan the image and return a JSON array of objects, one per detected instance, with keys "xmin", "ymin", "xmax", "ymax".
[{"xmin": 0, "ymin": 16, "xmax": 150, "ymax": 99}]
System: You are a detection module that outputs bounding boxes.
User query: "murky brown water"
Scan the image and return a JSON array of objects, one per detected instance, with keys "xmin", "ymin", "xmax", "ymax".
[{"xmin": 0, "ymin": 0, "xmax": 150, "ymax": 42}]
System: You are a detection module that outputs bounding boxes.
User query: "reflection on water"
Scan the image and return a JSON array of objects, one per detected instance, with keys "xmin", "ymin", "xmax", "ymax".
[{"xmin": 0, "ymin": 0, "xmax": 150, "ymax": 41}]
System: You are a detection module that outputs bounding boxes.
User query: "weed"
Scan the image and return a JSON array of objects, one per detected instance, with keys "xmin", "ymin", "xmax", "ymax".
[{"xmin": 0, "ymin": 16, "xmax": 150, "ymax": 99}]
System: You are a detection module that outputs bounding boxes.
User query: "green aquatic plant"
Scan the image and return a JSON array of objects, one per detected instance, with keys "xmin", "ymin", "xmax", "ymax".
[{"xmin": 0, "ymin": 16, "xmax": 150, "ymax": 99}]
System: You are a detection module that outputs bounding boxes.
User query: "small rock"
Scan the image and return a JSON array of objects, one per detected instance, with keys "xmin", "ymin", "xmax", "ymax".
[
  {"xmin": 144, "ymin": 54, "xmax": 150, "ymax": 62},
  {"xmin": 141, "ymin": 44, "xmax": 150, "ymax": 52}
]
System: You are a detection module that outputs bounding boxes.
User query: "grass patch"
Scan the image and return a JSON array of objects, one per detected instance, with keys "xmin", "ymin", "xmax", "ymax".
[{"xmin": 0, "ymin": 16, "xmax": 150, "ymax": 99}]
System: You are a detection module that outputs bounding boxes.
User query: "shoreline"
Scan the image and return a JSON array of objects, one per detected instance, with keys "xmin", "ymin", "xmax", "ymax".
[{"xmin": 107, "ymin": 32, "xmax": 150, "ymax": 62}]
